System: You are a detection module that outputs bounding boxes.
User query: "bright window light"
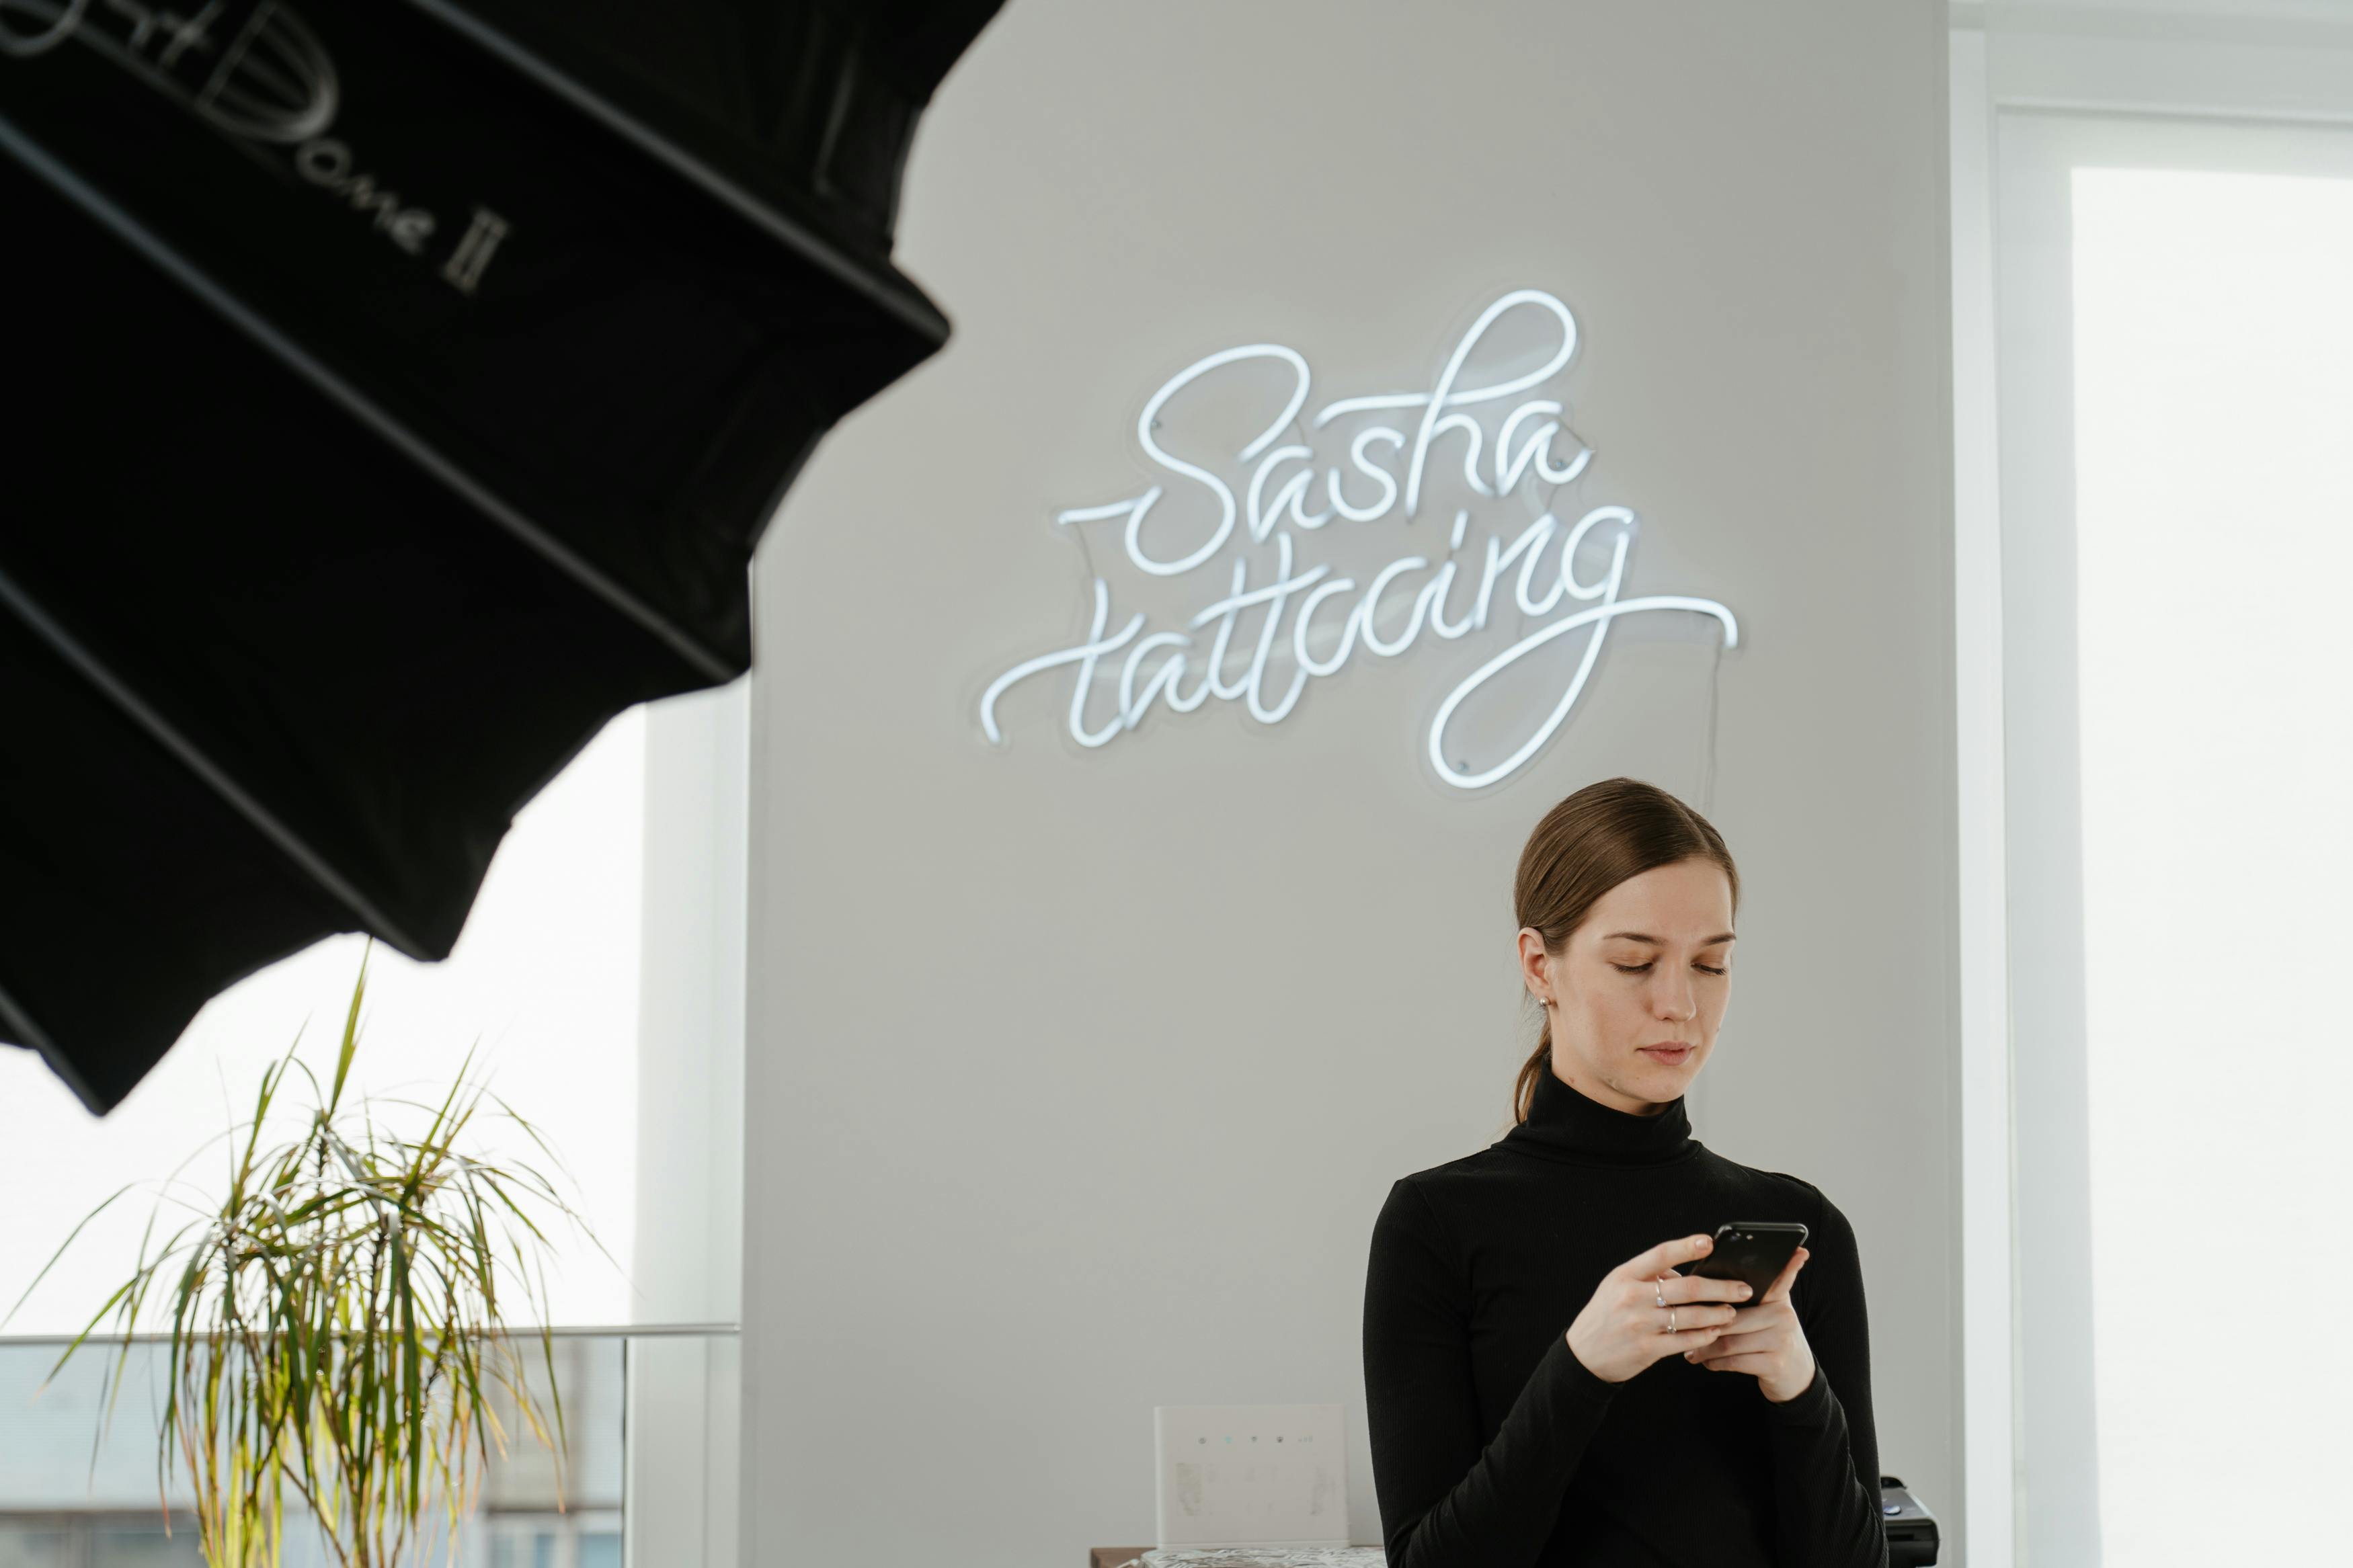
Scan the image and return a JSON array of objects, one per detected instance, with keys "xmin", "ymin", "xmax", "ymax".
[
  {"xmin": 0, "ymin": 709, "xmax": 647, "ymax": 1333},
  {"xmin": 2071, "ymin": 164, "xmax": 2353, "ymax": 1563}
]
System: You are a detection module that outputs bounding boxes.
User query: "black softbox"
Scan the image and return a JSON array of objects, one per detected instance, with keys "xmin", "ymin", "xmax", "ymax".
[{"xmin": 0, "ymin": 0, "xmax": 1001, "ymax": 1111}]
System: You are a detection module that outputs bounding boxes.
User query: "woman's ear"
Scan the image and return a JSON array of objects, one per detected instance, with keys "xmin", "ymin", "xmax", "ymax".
[{"xmin": 1517, "ymin": 927, "xmax": 1554, "ymax": 999}]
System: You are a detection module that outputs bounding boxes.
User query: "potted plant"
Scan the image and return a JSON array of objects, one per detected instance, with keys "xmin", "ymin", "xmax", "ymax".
[{"xmin": 11, "ymin": 948, "xmax": 601, "ymax": 1568}]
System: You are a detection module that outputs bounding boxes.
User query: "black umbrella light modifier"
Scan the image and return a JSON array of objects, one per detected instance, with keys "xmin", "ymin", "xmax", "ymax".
[{"xmin": 0, "ymin": 0, "xmax": 1003, "ymax": 1113}]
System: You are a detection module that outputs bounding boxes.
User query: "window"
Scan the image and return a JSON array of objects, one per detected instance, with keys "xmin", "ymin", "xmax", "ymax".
[
  {"xmin": 1956, "ymin": 7, "xmax": 2353, "ymax": 1563},
  {"xmin": 0, "ymin": 682, "xmax": 746, "ymax": 1565},
  {"xmin": 2, "ymin": 708, "xmax": 648, "ymax": 1330},
  {"xmin": 2069, "ymin": 157, "xmax": 2353, "ymax": 1558}
]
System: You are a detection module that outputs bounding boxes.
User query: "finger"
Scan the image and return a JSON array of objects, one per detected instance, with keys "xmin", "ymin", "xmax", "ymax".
[
  {"xmin": 1663, "ymin": 1320, "xmax": 1730, "ymax": 1348},
  {"xmin": 1660, "ymin": 1272, "xmax": 1753, "ymax": 1307},
  {"xmin": 1618, "ymin": 1233, "xmax": 1715, "ymax": 1284},
  {"xmin": 1654, "ymin": 1301, "xmax": 1743, "ymax": 1337},
  {"xmin": 1684, "ymin": 1334, "xmax": 1768, "ymax": 1364},
  {"xmin": 1698, "ymin": 1308, "xmax": 1790, "ymax": 1349},
  {"xmin": 1698, "ymin": 1352, "xmax": 1778, "ymax": 1375},
  {"xmin": 1763, "ymin": 1251, "xmax": 1802, "ymax": 1290},
  {"xmin": 1761, "ymin": 1247, "xmax": 1808, "ymax": 1305}
]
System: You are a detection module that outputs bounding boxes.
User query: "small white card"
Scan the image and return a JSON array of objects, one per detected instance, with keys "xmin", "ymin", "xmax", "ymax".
[{"xmin": 1153, "ymin": 1403, "xmax": 1349, "ymax": 1549}]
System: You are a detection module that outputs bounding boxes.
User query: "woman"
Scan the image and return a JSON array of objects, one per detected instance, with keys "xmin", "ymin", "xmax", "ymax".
[{"xmin": 1362, "ymin": 778, "xmax": 1886, "ymax": 1567}]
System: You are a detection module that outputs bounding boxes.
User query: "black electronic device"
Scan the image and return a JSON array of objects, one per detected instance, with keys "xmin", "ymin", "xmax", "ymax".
[
  {"xmin": 1879, "ymin": 1475, "xmax": 1941, "ymax": 1565},
  {"xmin": 1684, "ymin": 1221, "xmax": 1808, "ymax": 1302}
]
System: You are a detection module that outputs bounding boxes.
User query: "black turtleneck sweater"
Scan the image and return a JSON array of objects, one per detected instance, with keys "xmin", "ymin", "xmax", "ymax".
[{"xmin": 1361, "ymin": 1067, "xmax": 1886, "ymax": 1567}]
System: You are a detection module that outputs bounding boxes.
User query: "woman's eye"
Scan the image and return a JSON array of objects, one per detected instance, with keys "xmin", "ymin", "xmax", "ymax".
[
  {"xmin": 1611, "ymin": 962, "xmax": 1652, "ymax": 974},
  {"xmin": 1697, "ymin": 964, "xmax": 1728, "ymax": 976}
]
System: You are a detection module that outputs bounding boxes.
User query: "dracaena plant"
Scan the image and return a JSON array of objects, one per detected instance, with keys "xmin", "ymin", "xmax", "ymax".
[{"xmin": 10, "ymin": 946, "xmax": 602, "ymax": 1568}]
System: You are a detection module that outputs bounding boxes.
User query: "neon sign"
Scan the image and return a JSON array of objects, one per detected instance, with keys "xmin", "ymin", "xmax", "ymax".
[{"xmin": 977, "ymin": 289, "xmax": 1739, "ymax": 789}]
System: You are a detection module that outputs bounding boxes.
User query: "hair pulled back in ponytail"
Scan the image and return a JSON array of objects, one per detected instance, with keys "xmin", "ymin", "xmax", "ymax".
[{"xmin": 1511, "ymin": 778, "xmax": 1739, "ymax": 1124}]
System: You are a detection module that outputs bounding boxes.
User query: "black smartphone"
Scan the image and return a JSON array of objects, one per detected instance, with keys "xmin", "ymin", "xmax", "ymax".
[{"xmin": 1683, "ymin": 1221, "xmax": 1808, "ymax": 1303}]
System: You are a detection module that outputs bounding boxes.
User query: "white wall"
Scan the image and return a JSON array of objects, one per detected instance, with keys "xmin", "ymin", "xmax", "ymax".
[{"xmin": 741, "ymin": 3, "xmax": 1960, "ymax": 1562}]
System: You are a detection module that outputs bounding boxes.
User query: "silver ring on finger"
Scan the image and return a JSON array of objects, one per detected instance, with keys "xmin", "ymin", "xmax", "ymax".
[
  {"xmin": 1654, "ymin": 1276, "xmax": 1669, "ymax": 1309},
  {"xmin": 1667, "ymin": 1307, "xmax": 1677, "ymax": 1333}
]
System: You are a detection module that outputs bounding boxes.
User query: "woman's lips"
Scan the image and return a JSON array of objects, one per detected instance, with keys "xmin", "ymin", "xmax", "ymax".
[{"xmin": 1640, "ymin": 1044, "xmax": 1693, "ymax": 1065}]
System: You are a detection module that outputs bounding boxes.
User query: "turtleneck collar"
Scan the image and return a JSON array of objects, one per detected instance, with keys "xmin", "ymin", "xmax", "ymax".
[{"xmin": 1498, "ymin": 1065, "xmax": 1700, "ymax": 1167}]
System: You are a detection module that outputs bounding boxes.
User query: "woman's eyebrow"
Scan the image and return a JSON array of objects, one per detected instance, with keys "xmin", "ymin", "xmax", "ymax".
[{"xmin": 1601, "ymin": 931, "xmax": 1737, "ymax": 946}]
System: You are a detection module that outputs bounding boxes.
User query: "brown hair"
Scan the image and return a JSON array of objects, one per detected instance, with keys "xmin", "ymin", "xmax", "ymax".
[{"xmin": 1511, "ymin": 778, "xmax": 1739, "ymax": 1124}]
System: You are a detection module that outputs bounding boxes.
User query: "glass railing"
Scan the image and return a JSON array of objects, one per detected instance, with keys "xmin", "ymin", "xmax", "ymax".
[{"xmin": 0, "ymin": 1327, "xmax": 729, "ymax": 1568}]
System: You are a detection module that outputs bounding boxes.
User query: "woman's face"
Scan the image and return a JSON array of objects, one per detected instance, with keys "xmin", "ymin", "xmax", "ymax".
[{"xmin": 1519, "ymin": 856, "xmax": 1736, "ymax": 1116}]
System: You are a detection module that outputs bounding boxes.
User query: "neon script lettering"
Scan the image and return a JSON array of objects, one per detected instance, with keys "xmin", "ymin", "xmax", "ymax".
[{"xmin": 978, "ymin": 290, "xmax": 1739, "ymax": 790}]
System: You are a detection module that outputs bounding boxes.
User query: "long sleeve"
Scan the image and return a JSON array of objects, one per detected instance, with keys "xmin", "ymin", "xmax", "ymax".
[
  {"xmin": 1363, "ymin": 1177, "xmax": 1620, "ymax": 1568},
  {"xmin": 1762, "ymin": 1188, "xmax": 1887, "ymax": 1568}
]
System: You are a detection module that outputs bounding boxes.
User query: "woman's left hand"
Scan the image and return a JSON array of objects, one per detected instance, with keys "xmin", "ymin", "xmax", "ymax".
[{"xmin": 1681, "ymin": 1245, "xmax": 1815, "ymax": 1403}]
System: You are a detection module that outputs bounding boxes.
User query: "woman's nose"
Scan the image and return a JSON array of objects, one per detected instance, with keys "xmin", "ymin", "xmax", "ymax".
[{"xmin": 1654, "ymin": 973, "xmax": 1697, "ymax": 1022}]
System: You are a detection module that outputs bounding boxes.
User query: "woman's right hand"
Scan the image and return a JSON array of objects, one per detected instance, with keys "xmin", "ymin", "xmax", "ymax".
[{"xmin": 1564, "ymin": 1232, "xmax": 1754, "ymax": 1383}]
